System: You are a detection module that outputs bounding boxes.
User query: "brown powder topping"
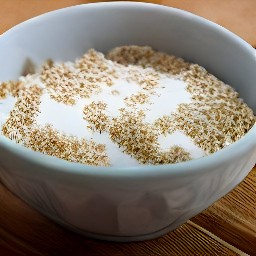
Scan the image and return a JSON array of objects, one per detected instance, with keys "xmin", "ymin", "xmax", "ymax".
[
  {"xmin": 1, "ymin": 82, "xmax": 109, "ymax": 166},
  {"xmin": 125, "ymin": 91, "xmax": 150, "ymax": 106},
  {"xmin": 0, "ymin": 46, "xmax": 255, "ymax": 166},
  {"xmin": 28, "ymin": 125, "xmax": 109, "ymax": 166},
  {"xmin": 126, "ymin": 66, "xmax": 161, "ymax": 91},
  {"xmin": 83, "ymin": 105, "xmax": 191, "ymax": 164},
  {"xmin": 0, "ymin": 80, "xmax": 25, "ymax": 99},
  {"xmin": 40, "ymin": 49, "xmax": 119, "ymax": 105},
  {"xmin": 154, "ymin": 115, "xmax": 175, "ymax": 136},
  {"xmin": 108, "ymin": 109, "xmax": 191, "ymax": 164},
  {"xmin": 2, "ymin": 84, "xmax": 43, "ymax": 143},
  {"xmin": 109, "ymin": 46, "xmax": 255, "ymax": 155},
  {"xmin": 173, "ymin": 64, "xmax": 255, "ymax": 153},
  {"xmin": 111, "ymin": 90, "xmax": 120, "ymax": 96},
  {"xmin": 41, "ymin": 62, "xmax": 100, "ymax": 105},
  {"xmin": 83, "ymin": 101, "xmax": 110, "ymax": 133},
  {"xmin": 107, "ymin": 45, "xmax": 191, "ymax": 75}
]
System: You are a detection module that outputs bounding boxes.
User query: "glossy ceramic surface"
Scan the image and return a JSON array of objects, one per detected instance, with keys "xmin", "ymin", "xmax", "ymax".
[{"xmin": 0, "ymin": 2, "xmax": 255, "ymax": 241}]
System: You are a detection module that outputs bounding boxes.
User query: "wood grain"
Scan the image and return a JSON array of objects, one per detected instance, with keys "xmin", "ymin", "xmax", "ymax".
[
  {"xmin": 0, "ymin": 1, "xmax": 256, "ymax": 255},
  {"xmin": 192, "ymin": 169, "xmax": 256, "ymax": 255}
]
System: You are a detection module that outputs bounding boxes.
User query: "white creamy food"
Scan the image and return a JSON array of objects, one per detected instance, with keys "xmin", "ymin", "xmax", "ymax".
[{"xmin": 0, "ymin": 46, "xmax": 254, "ymax": 167}]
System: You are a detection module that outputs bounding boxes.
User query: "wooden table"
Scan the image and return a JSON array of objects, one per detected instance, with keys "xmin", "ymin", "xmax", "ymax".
[{"xmin": 0, "ymin": 1, "xmax": 256, "ymax": 255}]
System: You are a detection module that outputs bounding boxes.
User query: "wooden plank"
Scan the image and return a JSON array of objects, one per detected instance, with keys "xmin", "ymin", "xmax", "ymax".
[
  {"xmin": 192, "ymin": 167, "xmax": 256, "ymax": 255},
  {"xmin": 79, "ymin": 222, "xmax": 241, "ymax": 256}
]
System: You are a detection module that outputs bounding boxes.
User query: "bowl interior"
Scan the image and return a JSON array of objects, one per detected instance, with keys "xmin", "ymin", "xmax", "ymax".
[
  {"xmin": 0, "ymin": 2, "xmax": 255, "ymax": 182},
  {"xmin": 0, "ymin": 2, "xmax": 255, "ymax": 112}
]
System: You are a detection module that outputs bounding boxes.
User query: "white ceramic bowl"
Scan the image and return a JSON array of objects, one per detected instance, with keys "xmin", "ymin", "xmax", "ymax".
[{"xmin": 0, "ymin": 2, "xmax": 255, "ymax": 242}]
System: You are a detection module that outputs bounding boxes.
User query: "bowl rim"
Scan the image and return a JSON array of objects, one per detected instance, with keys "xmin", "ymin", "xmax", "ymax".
[{"xmin": 0, "ymin": 1, "xmax": 255, "ymax": 179}]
